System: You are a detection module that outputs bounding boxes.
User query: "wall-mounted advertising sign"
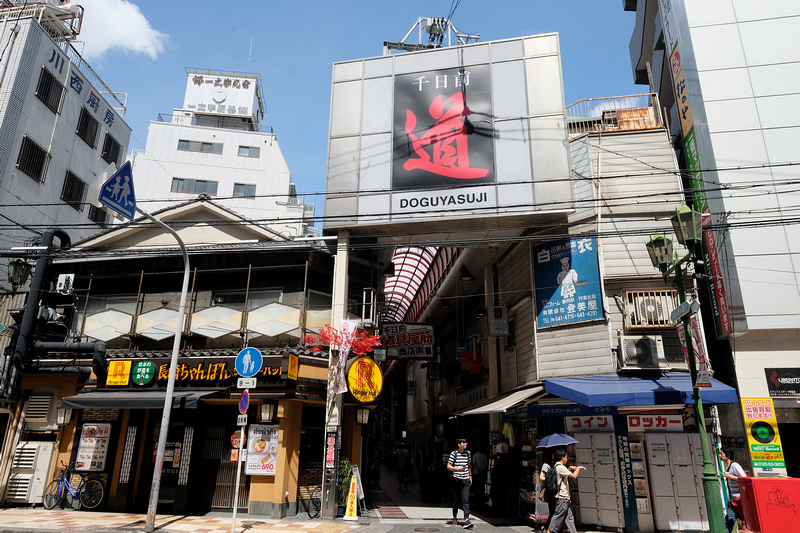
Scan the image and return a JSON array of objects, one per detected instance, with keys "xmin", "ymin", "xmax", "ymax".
[
  {"xmin": 324, "ymin": 34, "xmax": 572, "ymax": 234},
  {"xmin": 245, "ymin": 424, "xmax": 279, "ymax": 476},
  {"xmin": 534, "ymin": 235, "xmax": 603, "ymax": 328},
  {"xmin": 382, "ymin": 323, "xmax": 434, "ymax": 359},
  {"xmin": 393, "ymin": 65, "xmax": 494, "ymax": 190},
  {"xmin": 765, "ymin": 368, "xmax": 800, "ymax": 397}
]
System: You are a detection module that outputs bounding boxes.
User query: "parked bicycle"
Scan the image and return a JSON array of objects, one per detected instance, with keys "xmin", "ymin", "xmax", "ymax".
[
  {"xmin": 307, "ymin": 485, "xmax": 322, "ymax": 519},
  {"xmin": 43, "ymin": 461, "xmax": 105, "ymax": 510}
]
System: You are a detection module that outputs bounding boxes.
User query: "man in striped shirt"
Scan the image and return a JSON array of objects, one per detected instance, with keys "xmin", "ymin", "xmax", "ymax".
[{"xmin": 447, "ymin": 438, "xmax": 473, "ymax": 528}]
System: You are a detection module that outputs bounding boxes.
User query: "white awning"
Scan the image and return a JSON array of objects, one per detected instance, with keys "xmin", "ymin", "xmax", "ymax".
[{"xmin": 459, "ymin": 386, "xmax": 544, "ymax": 416}]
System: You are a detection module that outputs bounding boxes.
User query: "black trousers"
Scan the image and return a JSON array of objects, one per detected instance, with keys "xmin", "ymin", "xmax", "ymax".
[{"xmin": 452, "ymin": 478, "xmax": 470, "ymax": 519}]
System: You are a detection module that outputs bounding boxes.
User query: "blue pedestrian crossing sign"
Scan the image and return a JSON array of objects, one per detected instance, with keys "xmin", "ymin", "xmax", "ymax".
[
  {"xmin": 99, "ymin": 161, "xmax": 136, "ymax": 220},
  {"xmin": 235, "ymin": 347, "xmax": 263, "ymax": 378}
]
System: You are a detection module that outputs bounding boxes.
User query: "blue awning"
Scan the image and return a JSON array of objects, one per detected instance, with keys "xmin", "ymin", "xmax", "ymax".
[{"xmin": 545, "ymin": 374, "xmax": 738, "ymax": 407}]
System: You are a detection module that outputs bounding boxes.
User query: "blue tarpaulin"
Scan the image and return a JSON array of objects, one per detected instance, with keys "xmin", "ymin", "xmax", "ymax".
[{"xmin": 545, "ymin": 374, "xmax": 738, "ymax": 407}]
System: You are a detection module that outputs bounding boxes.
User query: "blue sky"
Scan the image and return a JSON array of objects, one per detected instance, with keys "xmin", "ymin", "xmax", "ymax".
[{"xmin": 80, "ymin": 1, "xmax": 642, "ymax": 214}]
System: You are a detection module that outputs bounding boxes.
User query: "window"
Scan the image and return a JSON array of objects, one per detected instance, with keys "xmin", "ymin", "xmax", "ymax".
[
  {"xmin": 35, "ymin": 67, "xmax": 64, "ymax": 114},
  {"xmin": 101, "ymin": 133, "xmax": 122, "ymax": 165},
  {"xmin": 177, "ymin": 139, "xmax": 222, "ymax": 154},
  {"xmin": 16, "ymin": 136, "xmax": 50, "ymax": 183},
  {"xmin": 238, "ymin": 145, "xmax": 260, "ymax": 158},
  {"xmin": 307, "ymin": 289, "xmax": 332, "ymax": 309},
  {"xmin": 76, "ymin": 107, "xmax": 100, "ymax": 147},
  {"xmin": 88, "ymin": 204, "xmax": 109, "ymax": 227},
  {"xmin": 233, "ymin": 183, "xmax": 256, "ymax": 197},
  {"xmin": 212, "ymin": 289, "xmax": 282, "ymax": 310},
  {"xmin": 170, "ymin": 178, "xmax": 218, "ymax": 195},
  {"xmin": 60, "ymin": 171, "xmax": 87, "ymax": 211}
]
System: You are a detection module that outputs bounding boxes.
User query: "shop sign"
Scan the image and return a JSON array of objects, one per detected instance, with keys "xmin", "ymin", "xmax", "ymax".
[
  {"xmin": 106, "ymin": 361, "xmax": 131, "ymax": 386},
  {"xmin": 105, "ymin": 357, "xmax": 284, "ymax": 388},
  {"xmin": 566, "ymin": 415, "xmax": 614, "ymax": 432},
  {"xmin": 534, "ymin": 236, "xmax": 604, "ymax": 328},
  {"xmin": 76, "ymin": 423, "xmax": 111, "ymax": 472},
  {"xmin": 288, "ymin": 353, "xmax": 299, "ymax": 381},
  {"xmin": 245, "ymin": 424, "xmax": 279, "ymax": 476},
  {"xmin": 325, "ymin": 433, "xmax": 337, "ymax": 469},
  {"xmin": 676, "ymin": 316, "xmax": 712, "ymax": 387},
  {"xmin": 382, "ymin": 323, "xmax": 434, "ymax": 359},
  {"xmin": 614, "ymin": 430, "xmax": 639, "ymax": 532},
  {"xmin": 626, "ymin": 414, "xmax": 682, "ymax": 432},
  {"xmin": 132, "ymin": 360, "xmax": 155, "ymax": 386},
  {"xmin": 346, "ymin": 356, "xmax": 382, "ymax": 403},
  {"xmin": 765, "ymin": 367, "xmax": 800, "ymax": 397},
  {"xmin": 505, "ymin": 403, "xmax": 616, "ymax": 420},
  {"xmin": 741, "ymin": 398, "xmax": 787, "ymax": 474},
  {"xmin": 231, "ymin": 429, "xmax": 245, "ymax": 449}
]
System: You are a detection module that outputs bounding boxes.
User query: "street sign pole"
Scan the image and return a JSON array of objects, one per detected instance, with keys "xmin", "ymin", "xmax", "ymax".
[{"xmin": 231, "ymin": 421, "xmax": 245, "ymax": 533}]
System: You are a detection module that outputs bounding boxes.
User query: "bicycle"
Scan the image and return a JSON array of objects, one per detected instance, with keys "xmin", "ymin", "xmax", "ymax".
[
  {"xmin": 307, "ymin": 485, "xmax": 322, "ymax": 519},
  {"xmin": 43, "ymin": 461, "xmax": 105, "ymax": 510}
]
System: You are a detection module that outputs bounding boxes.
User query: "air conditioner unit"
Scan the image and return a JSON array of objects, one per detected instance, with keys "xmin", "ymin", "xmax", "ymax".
[
  {"xmin": 5, "ymin": 442, "xmax": 55, "ymax": 504},
  {"xmin": 619, "ymin": 335, "xmax": 665, "ymax": 369},
  {"xmin": 626, "ymin": 290, "xmax": 677, "ymax": 328},
  {"xmin": 24, "ymin": 392, "xmax": 57, "ymax": 431}
]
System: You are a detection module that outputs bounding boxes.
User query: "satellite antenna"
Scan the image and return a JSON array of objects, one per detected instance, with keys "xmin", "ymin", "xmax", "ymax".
[{"xmin": 383, "ymin": 17, "xmax": 479, "ymax": 55}]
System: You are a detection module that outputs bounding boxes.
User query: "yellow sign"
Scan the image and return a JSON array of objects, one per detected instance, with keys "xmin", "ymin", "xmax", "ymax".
[
  {"xmin": 741, "ymin": 397, "xmax": 787, "ymax": 473},
  {"xmin": 288, "ymin": 353, "xmax": 299, "ymax": 381},
  {"xmin": 669, "ymin": 48, "xmax": 695, "ymax": 139},
  {"xmin": 343, "ymin": 474, "xmax": 359, "ymax": 521},
  {"xmin": 106, "ymin": 360, "xmax": 131, "ymax": 386},
  {"xmin": 346, "ymin": 356, "xmax": 383, "ymax": 403}
]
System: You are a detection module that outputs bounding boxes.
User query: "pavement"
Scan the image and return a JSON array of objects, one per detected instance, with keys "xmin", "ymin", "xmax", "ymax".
[{"xmin": 0, "ymin": 466, "xmax": 614, "ymax": 533}]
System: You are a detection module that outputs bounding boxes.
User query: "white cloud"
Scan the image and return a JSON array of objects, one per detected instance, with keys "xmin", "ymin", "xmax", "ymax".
[{"xmin": 76, "ymin": 0, "xmax": 168, "ymax": 61}]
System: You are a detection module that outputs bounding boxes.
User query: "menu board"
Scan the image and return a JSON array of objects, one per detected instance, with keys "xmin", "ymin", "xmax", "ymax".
[
  {"xmin": 245, "ymin": 424, "xmax": 278, "ymax": 476},
  {"xmin": 76, "ymin": 423, "xmax": 111, "ymax": 471}
]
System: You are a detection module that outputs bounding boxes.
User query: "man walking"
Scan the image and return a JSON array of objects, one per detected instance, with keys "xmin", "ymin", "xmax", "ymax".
[
  {"xmin": 448, "ymin": 438, "xmax": 473, "ymax": 528},
  {"xmin": 549, "ymin": 448, "xmax": 585, "ymax": 533}
]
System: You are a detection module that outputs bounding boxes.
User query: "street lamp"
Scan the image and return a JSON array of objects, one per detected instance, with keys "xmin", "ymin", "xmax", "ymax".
[
  {"xmin": 356, "ymin": 406, "xmax": 370, "ymax": 425},
  {"xmin": 646, "ymin": 204, "xmax": 724, "ymax": 533},
  {"xmin": 1, "ymin": 258, "xmax": 33, "ymax": 293}
]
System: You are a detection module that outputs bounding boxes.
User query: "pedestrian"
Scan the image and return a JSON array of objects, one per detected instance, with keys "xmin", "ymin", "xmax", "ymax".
[
  {"xmin": 448, "ymin": 438, "xmax": 473, "ymax": 529},
  {"xmin": 396, "ymin": 441, "xmax": 411, "ymax": 491},
  {"xmin": 548, "ymin": 448, "xmax": 585, "ymax": 533},
  {"xmin": 538, "ymin": 451, "xmax": 556, "ymax": 533},
  {"xmin": 720, "ymin": 448, "xmax": 746, "ymax": 533}
]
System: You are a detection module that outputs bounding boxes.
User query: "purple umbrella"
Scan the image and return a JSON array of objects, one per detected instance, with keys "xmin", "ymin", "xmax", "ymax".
[{"xmin": 536, "ymin": 433, "xmax": 579, "ymax": 448}]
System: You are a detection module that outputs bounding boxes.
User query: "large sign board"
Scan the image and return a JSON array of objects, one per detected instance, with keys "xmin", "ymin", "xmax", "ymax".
[
  {"xmin": 382, "ymin": 323, "xmax": 434, "ymax": 359},
  {"xmin": 183, "ymin": 70, "xmax": 262, "ymax": 122},
  {"xmin": 534, "ymin": 236, "xmax": 603, "ymax": 328},
  {"xmin": 765, "ymin": 368, "xmax": 800, "ymax": 397},
  {"xmin": 324, "ymin": 34, "xmax": 572, "ymax": 233},
  {"xmin": 245, "ymin": 424, "xmax": 279, "ymax": 476},
  {"xmin": 741, "ymin": 397, "xmax": 787, "ymax": 475}
]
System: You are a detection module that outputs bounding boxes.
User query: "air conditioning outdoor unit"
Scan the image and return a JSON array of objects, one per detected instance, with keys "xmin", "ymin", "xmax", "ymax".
[
  {"xmin": 24, "ymin": 392, "xmax": 57, "ymax": 431},
  {"xmin": 5, "ymin": 442, "xmax": 55, "ymax": 504},
  {"xmin": 619, "ymin": 335, "xmax": 665, "ymax": 369}
]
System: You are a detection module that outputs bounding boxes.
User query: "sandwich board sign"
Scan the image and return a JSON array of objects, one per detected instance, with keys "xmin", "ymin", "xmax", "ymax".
[{"xmin": 99, "ymin": 161, "xmax": 136, "ymax": 220}]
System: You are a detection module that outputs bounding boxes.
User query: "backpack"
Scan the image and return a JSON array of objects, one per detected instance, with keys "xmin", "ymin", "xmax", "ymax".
[{"xmin": 544, "ymin": 465, "xmax": 560, "ymax": 497}]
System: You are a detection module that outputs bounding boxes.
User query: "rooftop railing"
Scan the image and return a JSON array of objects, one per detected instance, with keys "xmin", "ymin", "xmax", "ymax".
[{"xmin": 566, "ymin": 93, "xmax": 664, "ymax": 138}]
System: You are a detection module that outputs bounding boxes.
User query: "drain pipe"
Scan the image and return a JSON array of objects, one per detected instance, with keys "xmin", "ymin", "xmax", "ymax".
[
  {"xmin": 31, "ymin": 341, "xmax": 107, "ymax": 383},
  {"xmin": 12, "ymin": 228, "xmax": 72, "ymax": 372}
]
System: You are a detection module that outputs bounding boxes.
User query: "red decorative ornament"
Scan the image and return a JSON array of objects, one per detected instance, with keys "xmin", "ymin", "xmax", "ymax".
[{"xmin": 303, "ymin": 324, "xmax": 381, "ymax": 357}]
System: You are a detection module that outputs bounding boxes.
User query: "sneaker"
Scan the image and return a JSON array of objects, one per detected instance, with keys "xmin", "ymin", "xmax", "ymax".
[
  {"xmin": 452, "ymin": 518, "xmax": 459, "ymax": 526},
  {"xmin": 463, "ymin": 520, "xmax": 474, "ymax": 529}
]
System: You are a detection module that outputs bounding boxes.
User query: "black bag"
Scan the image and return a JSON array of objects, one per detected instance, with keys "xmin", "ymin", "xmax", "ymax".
[{"xmin": 544, "ymin": 466, "xmax": 559, "ymax": 498}]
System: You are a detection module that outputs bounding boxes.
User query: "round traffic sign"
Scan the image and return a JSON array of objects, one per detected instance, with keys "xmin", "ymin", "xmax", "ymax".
[
  {"xmin": 236, "ymin": 347, "xmax": 263, "ymax": 378},
  {"xmin": 239, "ymin": 389, "xmax": 250, "ymax": 414}
]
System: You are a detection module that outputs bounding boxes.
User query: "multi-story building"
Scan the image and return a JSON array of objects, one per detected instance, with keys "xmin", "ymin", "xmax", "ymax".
[
  {"xmin": 129, "ymin": 69, "xmax": 312, "ymax": 238},
  {"xmin": 0, "ymin": 2, "xmax": 130, "ymax": 251},
  {"xmin": 626, "ymin": 0, "xmax": 800, "ymax": 479}
]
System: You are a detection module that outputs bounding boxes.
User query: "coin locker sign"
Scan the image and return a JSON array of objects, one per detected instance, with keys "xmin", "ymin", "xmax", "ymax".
[{"xmin": 741, "ymin": 397, "xmax": 787, "ymax": 475}]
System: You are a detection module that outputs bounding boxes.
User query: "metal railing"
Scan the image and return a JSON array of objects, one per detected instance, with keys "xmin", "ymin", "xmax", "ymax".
[{"xmin": 566, "ymin": 93, "xmax": 664, "ymax": 138}]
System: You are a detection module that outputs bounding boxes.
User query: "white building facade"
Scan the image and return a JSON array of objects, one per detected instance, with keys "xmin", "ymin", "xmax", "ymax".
[
  {"xmin": 130, "ymin": 69, "xmax": 310, "ymax": 238},
  {"xmin": 627, "ymin": 0, "xmax": 800, "ymax": 478},
  {"xmin": 0, "ymin": 3, "xmax": 130, "ymax": 251}
]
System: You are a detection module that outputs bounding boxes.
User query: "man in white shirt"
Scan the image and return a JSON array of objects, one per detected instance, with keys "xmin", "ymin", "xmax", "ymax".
[
  {"xmin": 548, "ymin": 448, "xmax": 585, "ymax": 533},
  {"xmin": 448, "ymin": 438, "xmax": 473, "ymax": 529}
]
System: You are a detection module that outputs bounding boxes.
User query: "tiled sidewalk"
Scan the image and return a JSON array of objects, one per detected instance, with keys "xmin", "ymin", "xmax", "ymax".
[{"xmin": 0, "ymin": 508, "xmax": 366, "ymax": 533}]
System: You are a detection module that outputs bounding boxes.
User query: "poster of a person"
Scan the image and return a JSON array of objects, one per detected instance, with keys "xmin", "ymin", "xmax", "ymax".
[{"xmin": 556, "ymin": 257, "xmax": 578, "ymax": 298}]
